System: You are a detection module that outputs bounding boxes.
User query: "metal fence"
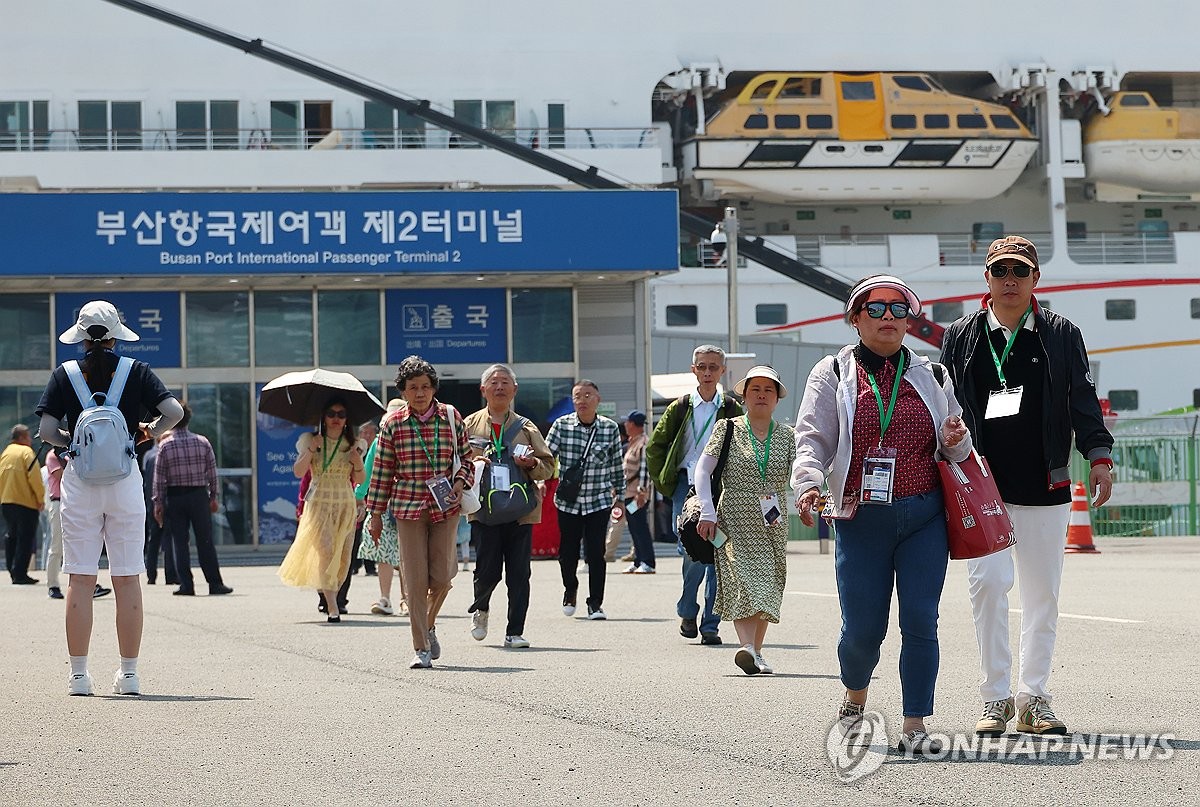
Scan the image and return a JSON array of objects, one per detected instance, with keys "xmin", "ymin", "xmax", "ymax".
[{"xmin": 1071, "ymin": 414, "xmax": 1200, "ymax": 537}]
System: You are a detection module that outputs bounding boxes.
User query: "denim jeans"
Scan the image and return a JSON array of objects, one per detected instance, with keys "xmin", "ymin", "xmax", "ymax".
[
  {"xmin": 833, "ymin": 489, "xmax": 948, "ymax": 717},
  {"xmin": 671, "ymin": 471, "xmax": 719, "ymax": 634}
]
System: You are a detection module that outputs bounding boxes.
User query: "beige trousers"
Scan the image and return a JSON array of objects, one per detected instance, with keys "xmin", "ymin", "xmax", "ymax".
[{"xmin": 396, "ymin": 513, "xmax": 458, "ymax": 651}]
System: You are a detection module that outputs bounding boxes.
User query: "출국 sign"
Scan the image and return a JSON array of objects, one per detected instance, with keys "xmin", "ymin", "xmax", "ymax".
[{"xmin": 385, "ymin": 288, "xmax": 507, "ymax": 365}]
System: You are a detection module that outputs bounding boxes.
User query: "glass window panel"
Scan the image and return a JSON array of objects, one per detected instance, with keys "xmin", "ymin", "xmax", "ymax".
[
  {"xmin": 1120, "ymin": 94, "xmax": 1151, "ymax": 107},
  {"xmin": 452, "ymin": 100, "xmax": 483, "ymax": 148},
  {"xmin": 893, "ymin": 75, "xmax": 931, "ymax": 91},
  {"xmin": 548, "ymin": 103, "xmax": 565, "ymax": 149},
  {"xmin": 780, "ymin": 77, "xmax": 820, "ymax": 98},
  {"xmin": 111, "ymin": 101, "xmax": 141, "ymax": 150},
  {"xmin": 891, "ymin": 114, "xmax": 917, "ymax": 129},
  {"xmin": 397, "ymin": 109, "xmax": 424, "ymax": 149},
  {"xmin": 924, "ymin": 114, "xmax": 950, "ymax": 129},
  {"xmin": 1108, "ymin": 390, "xmax": 1138, "ymax": 410},
  {"xmin": 505, "ymin": 376, "xmax": 574, "ymax": 432},
  {"xmin": 486, "ymin": 100, "xmax": 516, "ymax": 140},
  {"xmin": 318, "ymin": 290, "xmax": 380, "ymax": 365},
  {"xmin": 990, "ymin": 114, "xmax": 1020, "ymax": 130},
  {"xmin": 841, "ymin": 81, "xmax": 876, "ymax": 101},
  {"xmin": 512, "ymin": 288, "xmax": 573, "ymax": 363},
  {"xmin": 1191, "ymin": 298, "xmax": 1200, "ymax": 319},
  {"xmin": 270, "ymin": 100, "xmax": 299, "ymax": 148},
  {"xmin": 807, "ymin": 114, "xmax": 833, "ymax": 130},
  {"xmin": 210, "ymin": 100, "xmax": 239, "ymax": 150},
  {"xmin": 957, "ymin": 114, "xmax": 987, "ymax": 129},
  {"xmin": 755, "ymin": 303, "xmax": 788, "ymax": 325},
  {"xmin": 0, "ymin": 293, "xmax": 49, "ymax": 369},
  {"xmin": 0, "ymin": 386, "xmax": 48, "ymax": 433},
  {"xmin": 186, "ymin": 382, "xmax": 252, "ymax": 545},
  {"xmin": 78, "ymin": 100, "xmax": 108, "ymax": 150},
  {"xmin": 363, "ymin": 100, "xmax": 394, "ymax": 148},
  {"xmin": 744, "ymin": 114, "xmax": 768, "ymax": 130},
  {"xmin": 32, "ymin": 100, "xmax": 48, "ymax": 150},
  {"xmin": 1105, "ymin": 299, "xmax": 1136, "ymax": 320},
  {"xmin": 176, "ymin": 100, "xmax": 206, "ymax": 150},
  {"xmin": 0, "ymin": 101, "xmax": 22, "ymax": 151},
  {"xmin": 931, "ymin": 301, "xmax": 964, "ymax": 323},
  {"xmin": 1194, "ymin": 389, "xmax": 1200, "ymax": 409},
  {"xmin": 774, "ymin": 114, "xmax": 801, "ymax": 129},
  {"xmin": 255, "ymin": 291, "xmax": 313, "ymax": 366},
  {"xmin": 665, "ymin": 305, "xmax": 698, "ymax": 327},
  {"xmin": 186, "ymin": 292, "xmax": 249, "ymax": 367}
]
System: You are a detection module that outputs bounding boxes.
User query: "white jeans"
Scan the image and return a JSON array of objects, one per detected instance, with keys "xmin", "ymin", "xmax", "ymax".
[
  {"xmin": 966, "ymin": 502, "xmax": 1071, "ymax": 708},
  {"xmin": 45, "ymin": 499, "xmax": 63, "ymax": 590}
]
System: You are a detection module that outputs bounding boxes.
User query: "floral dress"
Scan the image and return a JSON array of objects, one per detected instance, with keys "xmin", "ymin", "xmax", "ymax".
[
  {"xmin": 706, "ymin": 416, "xmax": 797, "ymax": 623},
  {"xmin": 279, "ymin": 433, "xmax": 360, "ymax": 590}
]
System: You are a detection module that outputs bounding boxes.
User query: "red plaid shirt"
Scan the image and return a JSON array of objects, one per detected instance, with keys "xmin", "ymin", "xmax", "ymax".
[{"xmin": 365, "ymin": 400, "xmax": 473, "ymax": 522}]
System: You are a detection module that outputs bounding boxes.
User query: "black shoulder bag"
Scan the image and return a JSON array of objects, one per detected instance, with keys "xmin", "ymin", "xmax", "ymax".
[
  {"xmin": 675, "ymin": 418, "xmax": 734, "ymax": 565},
  {"xmin": 556, "ymin": 424, "xmax": 597, "ymax": 504}
]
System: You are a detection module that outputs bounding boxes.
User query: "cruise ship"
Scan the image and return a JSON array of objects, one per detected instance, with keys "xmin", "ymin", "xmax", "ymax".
[{"xmin": 1, "ymin": 0, "xmax": 1197, "ymax": 544}]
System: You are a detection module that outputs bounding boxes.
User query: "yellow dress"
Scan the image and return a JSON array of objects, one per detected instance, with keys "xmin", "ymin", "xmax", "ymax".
[{"xmin": 279, "ymin": 433, "xmax": 359, "ymax": 590}]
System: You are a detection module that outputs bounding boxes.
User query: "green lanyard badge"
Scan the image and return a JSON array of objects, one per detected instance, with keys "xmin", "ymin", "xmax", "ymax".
[
  {"xmin": 986, "ymin": 304, "xmax": 1033, "ymax": 389},
  {"xmin": 410, "ymin": 415, "xmax": 441, "ymax": 468},
  {"xmin": 865, "ymin": 351, "xmax": 905, "ymax": 447},
  {"xmin": 319, "ymin": 436, "xmax": 338, "ymax": 474},
  {"xmin": 744, "ymin": 416, "xmax": 775, "ymax": 485}
]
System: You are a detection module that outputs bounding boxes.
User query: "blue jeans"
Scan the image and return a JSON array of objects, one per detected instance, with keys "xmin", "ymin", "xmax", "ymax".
[
  {"xmin": 671, "ymin": 471, "xmax": 719, "ymax": 634},
  {"xmin": 833, "ymin": 490, "xmax": 948, "ymax": 717}
]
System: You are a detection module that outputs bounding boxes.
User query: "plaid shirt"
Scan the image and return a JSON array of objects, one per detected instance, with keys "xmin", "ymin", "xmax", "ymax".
[
  {"xmin": 365, "ymin": 400, "xmax": 473, "ymax": 523},
  {"xmin": 622, "ymin": 432, "xmax": 650, "ymax": 499},
  {"xmin": 151, "ymin": 428, "xmax": 218, "ymax": 505},
  {"xmin": 546, "ymin": 413, "xmax": 623, "ymax": 515}
]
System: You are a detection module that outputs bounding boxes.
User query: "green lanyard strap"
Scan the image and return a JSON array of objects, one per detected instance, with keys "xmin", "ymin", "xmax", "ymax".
[
  {"xmin": 986, "ymin": 304, "xmax": 1033, "ymax": 389},
  {"xmin": 744, "ymin": 416, "xmax": 775, "ymax": 485},
  {"xmin": 490, "ymin": 421, "xmax": 505, "ymax": 457},
  {"xmin": 688, "ymin": 393, "xmax": 721, "ymax": 449},
  {"xmin": 865, "ymin": 351, "xmax": 906, "ymax": 446},
  {"xmin": 409, "ymin": 415, "xmax": 441, "ymax": 468},
  {"xmin": 319, "ymin": 436, "xmax": 338, "ymax": 474}
]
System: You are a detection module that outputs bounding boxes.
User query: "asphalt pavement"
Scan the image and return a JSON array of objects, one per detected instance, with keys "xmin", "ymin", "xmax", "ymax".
[{"xmin": 2, "ymin": 536, "xmax": 1197, "ymax": 806}]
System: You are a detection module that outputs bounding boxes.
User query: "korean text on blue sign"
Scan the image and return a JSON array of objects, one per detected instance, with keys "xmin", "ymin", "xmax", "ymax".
[
  {"xmin": 385, "ymin": 288, "xmax": 507, "ymax": 365},
  {"xmin": 0, "ymin": 190, "xmax": 680, "ymax": 276},
  {"xmin": 55, "ymin": 292, "xmax": 182, "ymax": 367}
]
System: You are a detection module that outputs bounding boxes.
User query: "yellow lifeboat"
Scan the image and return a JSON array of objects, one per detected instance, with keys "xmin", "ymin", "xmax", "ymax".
[
  {"xmin": 1084, "ymin": 91, "xmax": 1200, "ymax": 194},
  {"xmin": 680, "ymin": 72, "xmax": 1037, "ymax": 203}
]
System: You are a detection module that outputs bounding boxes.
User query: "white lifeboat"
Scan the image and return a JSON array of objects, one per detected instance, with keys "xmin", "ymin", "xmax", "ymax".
[{"xmin": 1084, "ymin": 91, "xmax": 1200, "ymax": 194}]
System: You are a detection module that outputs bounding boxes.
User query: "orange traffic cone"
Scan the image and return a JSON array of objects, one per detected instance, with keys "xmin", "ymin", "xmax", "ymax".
[{"xmin": 1064, "ymin": 482, "xmax": 1100, "ymax": 554}]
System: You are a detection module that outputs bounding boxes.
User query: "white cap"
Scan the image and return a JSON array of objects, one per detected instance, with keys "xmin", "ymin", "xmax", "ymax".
[
  {"xmin": 845, "ymin": 275, "xmax": 922, "ymax": 321},
  {"xmin": 734, "ymin": 365, "xmax": 788, "ymax": 399},
  {"xmin": 58, "ymin": 300, "xmax": 140, "ymax": 344}
]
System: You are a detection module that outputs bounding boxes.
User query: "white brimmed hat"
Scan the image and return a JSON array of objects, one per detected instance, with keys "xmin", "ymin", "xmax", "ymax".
[
  {"xmin": 58, "ymin": 300, "xmax": 140, "ymax": 344},
  {"xmin": 845, "ymin": 275, "xmax": 922, "ymax": 321},
  {"xmin": 734, "ymin": 365, "xmax": 787, "ymax": 399}
]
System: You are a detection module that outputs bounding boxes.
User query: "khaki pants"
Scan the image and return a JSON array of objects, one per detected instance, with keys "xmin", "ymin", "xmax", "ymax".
[{"xmin": 396, "ymin": 513, "xmax": 458, "ymax": 651}]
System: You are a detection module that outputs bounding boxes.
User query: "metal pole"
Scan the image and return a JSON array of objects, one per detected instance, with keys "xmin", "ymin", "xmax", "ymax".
[{"xmin": 724, "ymin": 206, "xmax": 739, "ymax": 354}]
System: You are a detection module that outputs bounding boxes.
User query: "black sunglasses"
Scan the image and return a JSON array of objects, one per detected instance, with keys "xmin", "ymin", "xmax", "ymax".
[
  {"xmin": 324, "ymin": 410, "xmax": 348, "ymax": 419},
  {"xmin": 989, "ymin": 262, "xmax": 1033, "ymax": 279},
  {"xmin": 863, "ymin": 301, "xmax": 911, "ymax": 319}
]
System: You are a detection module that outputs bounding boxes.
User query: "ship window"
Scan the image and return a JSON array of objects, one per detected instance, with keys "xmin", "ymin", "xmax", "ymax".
[
  {"xmin": 841, "ymin": 81, "xmax": 876, "ymax": 101},
  {"xmin": 957, "ymin": 114, "xmax": 987, "ymax": 129},
  {"xmin": 665, "ymin": 305, "xmax": 699, "ymax": 327},
  {"xmin": 1194, "ymin": 389, "xmax": 1200, "ymax": 409},
  {"xmin": 774, "ymin": 114, "xmax": 802, "ymax": 129},
  {"xmin": 807, "ymin": 114, "xmax": 833, "ymax": 130},
  {"xmin": 824, "ymin": 144, "xmax": 845, "ymax": 153},
  {"xmin": 1108, "ymin": 390, "xmax": 1139, "ymax": 410},
  {"xmin": 1119, "ymin": 94, "xmax": 1151, "ymax": 107},
  {"xmin": 78, "ymin": 100, "xmax": 142, "ymax": 150},
  {"xmin": 924, "ymin": 114, "xmax": 950, "ymax": 129},
  {"xmin": 176, "ymin": 100, "xmax": 239, "ymax": 150},
  {"xmin": 931, "ymin": 302, "xmax": 964, "ymax": 323},
  {"xmin": 779, "ymin": 77, "xmax": 821, "ymax": 99},
  {"xmin": 750, "ymin": 81, "xmax": 775, "ymax": 100},
  {"xmin": 1067, "ymin": 221, "xmax": 1087, "ymax": 240},
  {"xmin": 864, "ymin": 145, "xmax": 884, "ymax": 153},
  {"xmin": 755, "ymin": 304, "xmax": 788, "ymax": 326},
  {"xmin": 891, "ymin": 114, "xmax": 917, "ymax": 129},
  {"xmin": 1105, "ymin": 299, "xmax": 1136, "ymax": 320},
  {"xmin": 1190, "ymin": 298, "xmax": 1200, "ymax": 318},
  {"xmin": 0, "ymin": 100, "xmax": 49, "ymax": 152},
  {"xmin": 365, "ymin": 101, "xmax": 426, "ymax": 148},
  {"xmin": 744, "ymin": 114, "xmax": 769, "ymax": 130},
  {"xmin": 990, "ymin": 114, "xmax": 1020, "ymax": 130},
  {"xmin": 893, "ymin": 75, "xmax": 931, "ymax": 92}
]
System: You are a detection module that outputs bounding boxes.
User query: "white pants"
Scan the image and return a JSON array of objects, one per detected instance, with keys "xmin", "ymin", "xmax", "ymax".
[
  {"xmin": 60, "ymin": 464, "xmax": 147, "ymax": 577},
  {"xmin": 966, "ymin": 502, "xmax": 1071, "ymax": 708},
  {"xmin": 45, "ymin": 499, "xmax": 63, "ymax": 589}
]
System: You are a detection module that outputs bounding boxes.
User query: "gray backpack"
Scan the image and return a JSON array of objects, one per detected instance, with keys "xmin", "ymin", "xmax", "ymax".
[{"xmin": 64, "ymin": 357, "xmax": 136, "ymax": 485}]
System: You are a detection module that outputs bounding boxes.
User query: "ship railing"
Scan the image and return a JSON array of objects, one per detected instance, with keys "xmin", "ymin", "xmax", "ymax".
[
  {"xmin": 936, "ymin": 232, "xmax": 1054, "ymax": 266},
  {"xmin": 0, "ymin": 126, "xmax": 660, "ymax": 153},
  {"xmin": 1065, "ymin": 231, "xmax": 1177, "ymax": 264}
]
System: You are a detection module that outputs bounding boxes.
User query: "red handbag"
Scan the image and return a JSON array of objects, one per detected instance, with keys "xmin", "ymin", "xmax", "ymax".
[{"xmin": 938, "ymin": 450, "xmax": 1016, "ymax": 560}]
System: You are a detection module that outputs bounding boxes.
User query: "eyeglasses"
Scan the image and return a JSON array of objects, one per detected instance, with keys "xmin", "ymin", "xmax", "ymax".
[
  {"xmin": 988, "ymin": 262, "xmax": 1033, "ymax": 279},
  {"xmin": 324, "ymin": 410, "xmax": 348, "ymax": 419},
  {"xmin": 693, "ymin": 363, "xmax": 724, "ymax": 373},
  {"xmin": 863, "ymin": 301, "xmax": 911, "ymax": 319}
]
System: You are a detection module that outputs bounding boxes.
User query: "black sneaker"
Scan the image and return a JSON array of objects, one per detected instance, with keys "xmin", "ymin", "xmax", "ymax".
[
  {"xmin": 209, "ymin": 584, "xmax": 233, "ymax": 595},
  {"xmin": 679, "ymin": 617, "xmax": 699, "ymax": 639},
  {"xmin": 700, "ymin": 632, "xmax": 722, "ymax": 646},
  {"xmin": 92, "ymin": 584, "xmax": 112, "ymax": 599},
  {"xmin": 48, "ymin": 586, "xmax": 64, "ymax": 600}
]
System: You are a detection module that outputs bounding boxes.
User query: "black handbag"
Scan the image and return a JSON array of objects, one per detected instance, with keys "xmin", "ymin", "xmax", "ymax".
[
  {"xmin": 556, "ymin": 424, "xmax": 598, "ymax": 504},
  {"xmin": 676, "ymin": 418, "xmax": 734, "ymax": 564}
]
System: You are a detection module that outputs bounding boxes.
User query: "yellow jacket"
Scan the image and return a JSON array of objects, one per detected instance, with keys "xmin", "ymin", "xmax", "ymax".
[{"xmin": 0, "ymin": 442, "xmax": 44, "ymax": 510}]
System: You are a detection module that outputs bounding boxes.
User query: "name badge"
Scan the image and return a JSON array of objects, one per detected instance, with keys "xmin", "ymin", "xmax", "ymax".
[
  {"xmin": 985, "ymin": 386, "xmax": 1024, "ymax": 419},
  {"xmin": 860, "ymin": 448, "xmax": 897, "ymax": 505},
  {"xmin": 490, "ymin": 465, "xmax": 511, "ymax": 491},
  {"xmin": 760, "ymin": 493, "xmax": 782, "ymax": 526}
]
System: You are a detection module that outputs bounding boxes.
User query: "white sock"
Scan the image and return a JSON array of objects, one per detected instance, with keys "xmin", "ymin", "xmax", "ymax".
[
  {"xmin": 120, "ymin": 656, "xmax": 138, "ymax": 675},
  {"xmin": 70, "ymin": 656, "xmax": 88, "ymax": 676}
]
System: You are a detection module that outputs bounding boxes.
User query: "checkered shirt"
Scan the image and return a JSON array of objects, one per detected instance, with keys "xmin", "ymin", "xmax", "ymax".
[
  {"xmin": 545, "ymin": 413, "xmax": 623, "ymax": 515},
  {"xmin": 151, "ymin": 428, "xmax": 218, "ymax": 505},
  {"xmin": 365, "ymin": 401, "xmax": 473, "ymax": 523}
]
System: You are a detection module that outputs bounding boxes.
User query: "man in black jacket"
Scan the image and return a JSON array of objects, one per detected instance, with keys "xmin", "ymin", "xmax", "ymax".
[{"xmin": 940, "ymin": 235, "xmax": 1113, "ymax": 738}]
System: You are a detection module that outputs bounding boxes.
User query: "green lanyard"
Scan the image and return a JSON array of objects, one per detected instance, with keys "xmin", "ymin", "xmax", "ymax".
[
  {"xmin": 319, "ymin": 436, "xmax": 338, "ymax": 474},
  {"xmin": 865, "ymin": 351, "xmax": 906, "ymax": 446},
  {"xmin": 689, "ymin": 393, "xmax": 721, "ymax": 449},
  {"xmin": 986, "ymin": 304, "xmax": 1033, "ymax": 389},
  {"xmin": 410, "ymin": 415, "xmax": 441, "ymax": 468},
  {"xmin": 490, "ymin": 420, "xmax": 505, "ymax": 457},
  {"xmin": 744, "ymin": 416, "xmax": 775, "ymax": 485}
]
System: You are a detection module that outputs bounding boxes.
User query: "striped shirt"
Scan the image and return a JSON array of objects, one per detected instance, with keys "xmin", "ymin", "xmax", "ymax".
[
  {"xmin": 545, "ymin": 413, "xmax": 623, "ymax": 515},
  {"xmin": 151, "ymin": 428, "xmax": 218, "ymax": 505},
  {"xmin": 622, "ymin": 432, "xmax": 650, "ymax": 499},
  {"xmin": 365, "ymin": 400, "xmax": 474, "ymax": 523}
]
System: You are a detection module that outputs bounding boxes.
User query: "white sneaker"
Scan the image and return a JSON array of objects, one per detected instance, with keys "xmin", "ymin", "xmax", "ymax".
[
  {"xmin": 754, "ymin": 654, "xmax": 774, "ymax": 675},
  {"xmin": 562, "ymin": 593, "xmax": 576, "ymax": 617},
  {"xmin": 470, "ymin": 611, "xmax": 489, "ymax": 641},
  {"xmin": 634, "ymin": 563, "xmax": 656, "ymax": 574},
  {"xmin": 621, "ymin": 563, "xmax": 638, "ymax": 574},
  {"xmin": 408, "ymin": 650, "xmax": 432, "ymax": 669},
  {"xmin": 68, "ymin": 672, "xmax": 93, "ymax": 696},
  {"xmin": 370, "ymin": 597, "xmax": 394, "ymax": 615},
  {"xmin": 504, "ymin": 635, "xmax": 530, "ymax": 648},
  {"xmin": 397, "ymin": 599, "xmax": 409, "ymax": 616},
  {"xmin": 113, "ymin": 670, "xmax": 140, "ymax": 695},
  {"xmin": 428, "ymin": 627, "xmax": 441, "ymax": 660},
  {"xmin": 587, "ymin": 606, "xmax": 607, "ymax": 620}
]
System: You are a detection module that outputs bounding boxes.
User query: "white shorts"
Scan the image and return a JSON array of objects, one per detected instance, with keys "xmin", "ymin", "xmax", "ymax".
[{"xmin": 60, "ymin": 463, "xmax": 148, "ymax": 577}]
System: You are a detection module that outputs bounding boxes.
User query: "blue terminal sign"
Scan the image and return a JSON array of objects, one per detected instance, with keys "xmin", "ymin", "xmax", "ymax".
[
  {"xmin": 55, "ymin": 292, "xmax": 182, "ymax": 367},
  {"xmin": 0, "ymin": 190, "xmax": 679, "ymax": 276},
  {"xmin": 385, "ymin": 288, "xmax": 507, "ymax": 366}
]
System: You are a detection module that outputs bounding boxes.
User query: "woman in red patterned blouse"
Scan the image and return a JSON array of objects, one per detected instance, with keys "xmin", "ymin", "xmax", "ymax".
[{"xmin": 791, "ymin": 275, "xmax": 972, "ymax": 756}]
